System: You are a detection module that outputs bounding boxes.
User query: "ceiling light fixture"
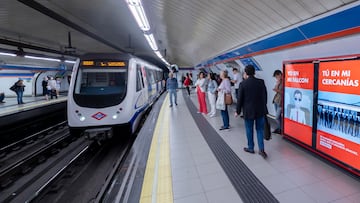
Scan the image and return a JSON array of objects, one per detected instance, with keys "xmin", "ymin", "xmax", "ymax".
[
  {"xmin": 144, "ymin": 34, "xmax": 158, "ymax": 50},
  {"xmin": 126, "ymin": 0, "xmax": 150, "ymax": 31},
  {"xmin": 0, "ymin": 52, "xmax": 16, "ymax": 57},
  {"xmin": 64, "ymin": 60, "xmax": 76, "ymax": 64},
  {"xmin": 24, "ymin": 55, "xmax": 61, "ymax": 62}
]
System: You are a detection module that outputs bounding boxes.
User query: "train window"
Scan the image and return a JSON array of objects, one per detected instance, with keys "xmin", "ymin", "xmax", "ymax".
[
  {"xmin": 136, "ymin": 65, "xmax": 144, "ymax": 91},
  {"xmin": 74, "ymin": 68, "xmax": 127, "ymax": 96}
]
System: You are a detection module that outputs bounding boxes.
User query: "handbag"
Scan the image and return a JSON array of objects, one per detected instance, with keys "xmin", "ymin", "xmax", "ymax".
[
  {"xmin": 224, "ymin": 93, "xmax": 233, "ymax": 105},
  {"xmin": 216, "ymin": 91, "xmax": 226, "ymax": 110},
  {"xmin": 10, "ymin": 84, "xmax": 17, "ymax": 92},
  {"xmin": 264, "ymin": 116, "xmax": 271, "ymax": 140}
]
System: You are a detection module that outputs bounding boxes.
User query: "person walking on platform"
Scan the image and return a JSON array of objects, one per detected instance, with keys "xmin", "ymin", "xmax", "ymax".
[
  {"xmin": 12, "ymin": 80, "xmax": 25, "ymax": 104},
  {"xmin": 195, "ymin": 72, "xmax": 208, "ymax": 114},
  {"xmin": 166, "ymin": 72, "xmax": 178, "ymax": 107},
  {"xmin": 218, "ymin": 70, "xmax": 231, "ymax": 130},
  {"xmin": 207, "ymin": 73, "xmax": 218, "ymax": 117},
  {"xmin": 235, "ymin": 65, "xmax": 268, "ymax": 158}
]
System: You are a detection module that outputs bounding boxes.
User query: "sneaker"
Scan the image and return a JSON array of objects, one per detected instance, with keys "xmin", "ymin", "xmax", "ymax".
[
  {"xmin": 243, "ymin": 147, "xmax": 255, "ymax": 154},
  {"xmin": 175, "ymin": 103, "xmax": 178, "ymax": 105},
  {"xmin": 169, "ymin": 105, "xmax": 173, "ymax": 107},
  {"xmin": 259, "ymin": 150, "xmax": 268, "ymax": 158},
  {"xmin": 219, "ymin": 127, "xmax": 230, "ymax": 130}
]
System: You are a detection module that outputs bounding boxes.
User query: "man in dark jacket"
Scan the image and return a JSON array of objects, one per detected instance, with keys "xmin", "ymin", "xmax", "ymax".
[{"xmin": 235, "ymin": 65, "xmax": 268, "ymax": 158}]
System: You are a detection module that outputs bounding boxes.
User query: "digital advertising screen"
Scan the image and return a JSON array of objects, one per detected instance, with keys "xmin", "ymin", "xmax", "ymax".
[
  {"xmin": 283, "ymin": 63, "xmax": 314, "ymax": 146},
  {"xmin": 317, "ymin": 59, "xmax": 360, "ymax": 170}
]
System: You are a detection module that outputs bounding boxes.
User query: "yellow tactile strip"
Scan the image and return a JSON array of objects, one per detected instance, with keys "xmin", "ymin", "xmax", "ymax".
[{"xmin": 140, "ymin": 95, "xmax": 173, "ymax": 203}]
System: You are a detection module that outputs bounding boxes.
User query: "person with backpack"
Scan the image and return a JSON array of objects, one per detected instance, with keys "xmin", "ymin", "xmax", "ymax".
[{"xmin": 11, "ymin": 80, "xmax": 26, "ymax": 104}]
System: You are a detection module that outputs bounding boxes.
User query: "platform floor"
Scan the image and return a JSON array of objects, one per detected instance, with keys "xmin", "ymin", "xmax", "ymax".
[
  {"xmin": 0, "ymin": 95, "xmax": 67, "ymax": 117},
  {"xmin": 140, "ymin": 89, "xmax": 360, "ymax": 203}
]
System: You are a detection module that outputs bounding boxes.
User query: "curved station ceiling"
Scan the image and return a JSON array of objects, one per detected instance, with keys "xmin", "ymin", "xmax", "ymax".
[{"xmin": 0, "ymin": 0, "xmax": 357, "ymax": 69}]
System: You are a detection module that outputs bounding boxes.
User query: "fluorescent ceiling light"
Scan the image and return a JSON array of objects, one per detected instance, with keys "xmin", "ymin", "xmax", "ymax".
[
  {"xmin": 144, "ymin": 34, "xmax": 158, "ymax": 50},
  {"xmin": 25, "ymin": 55, "xmax": 61, "ymax": 62},
  {"xmin": 0, "ymin": 52, "xmax": 16, "ymax": 57},
  {"xmin": 154, "ymin": 51, "xmax": 162, "ymax": 58},
  {"xmin": 65, "ymin": 60, "xmax": 76, "ymax": 64},
  {"xmin": 127, "ymin": 0, "xmax": 150, "ymax": 31}
]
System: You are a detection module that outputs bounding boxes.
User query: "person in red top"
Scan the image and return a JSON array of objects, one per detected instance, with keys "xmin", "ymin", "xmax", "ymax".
[{"xmin": 183, "ymin": 72, "xmax": 192, "ymax": 96}]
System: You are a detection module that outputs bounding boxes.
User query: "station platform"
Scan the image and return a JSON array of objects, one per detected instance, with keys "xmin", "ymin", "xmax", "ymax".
[
  {"xmin": 0, "ymin": 95, "xmax": 67, "ymax": 117},
  {"xmin": 140, "ymin": 89, "xmax": 360, "ymax": 203}
]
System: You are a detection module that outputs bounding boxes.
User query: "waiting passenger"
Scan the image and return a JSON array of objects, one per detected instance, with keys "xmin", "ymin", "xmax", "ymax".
[
  {"xmin": 231, "ymin": 68, "xmax": 241, "ymax": 101},
  {"xmin": 217, "ymin": 70, "xmax": 231, "ymax": 130},
  {"xmin": 194, "ymin": 72, "xmax": 208, "ymax": 114},
  {"xmin": 48, "ymin": 76, "xmax": 58, "ymax": 99},
  {"xmin": 166, "ymin": 72, "xmax": 178, "ymax": 107},
  {"xmin": 0, "ymin": 92, "xmax": 5, "ymax": 103},
  {"xmin": 11, "ymin": 80, "xmax": 25, "ymax": 104},
  {"xmin": 207, "ymin": 73, "xmax": 218, "ymax": 117},
  {"xmin": 55, "ymin": 77, "xmax": 61, "ymax": 96},
  {"xmin": 235, "ymin": 65, "xmax": 268, "ymax": 158},
  {"xmin": 272, "ymin": 70, "xmax": 283, "ymax": 134},
  {"xmin": 42, "ymin": 77, "xmax": 48, "ymax": 96},
  {"xmin": 183, "ymin": 73, "xmax": 192, "ymax": 96}
]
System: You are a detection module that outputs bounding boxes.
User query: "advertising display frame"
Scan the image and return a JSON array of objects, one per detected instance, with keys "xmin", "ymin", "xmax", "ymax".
[
  {"xmin": 283, "ymin": 61, "xmax": 317, "ymax": 147},
  {"xmin": 282, "ymin": 55, "xmax": 360, "ymax": 176}
]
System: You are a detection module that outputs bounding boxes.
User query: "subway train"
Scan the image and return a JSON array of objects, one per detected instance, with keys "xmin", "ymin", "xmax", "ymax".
[{"xmin": 67, "ymin": 53, "xmax": 164, "ymax": 140}]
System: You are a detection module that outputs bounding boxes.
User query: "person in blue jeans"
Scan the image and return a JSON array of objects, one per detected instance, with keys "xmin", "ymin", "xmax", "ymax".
[
  {"xmin": 166, "ymin": 72, "xmax": 178, "ymax": 107},
  {"xmin": 235, "ymin": 65, "xmax": 268, "ymax": 158},
  {"xmin": 218, "ymin": 70, "xmax": 231, "ymax": 130},
  {"xmin": 14, "ymin": 80, "xmax": 26, "ymax": 104}
]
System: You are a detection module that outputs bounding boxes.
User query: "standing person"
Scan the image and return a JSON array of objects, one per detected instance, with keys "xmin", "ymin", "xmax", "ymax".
[
  {"xmin": 0, "ymin": 91, "xmax": 5, "ymax": 103},
  {"xmin": 207, "ymin": 73, "xmax": 218, "ymax": 117},
  {"xmin": 272, "ymin": 70, "xmax": 283, "ymax": 134},
  {"xmin": 41, "ymin": 77, "xmax": 48, "ymax": 96},
  {"xmin": 183, "ymin": 73, "xmax": 192, "ymax": 96},
  {"xmin": 218, "ymin": 70, "xmax": 231, "ymax": 130},
  {"xmin": 48, "ymin": 76, "xmax": 58, "ymax": 99},
  {"xmin": 235, "ymin": 65, "xmax": 268, "ymax": 158},
  {"xmin": 195, "ymin": 72, "xmax": 208, "ymax": 114},
  {"xmin": 231, "ymin": 68, "xmax": 241, "ymax": 101},
  {"xmin": 166, "ymin": 72, "xmax": 178, "ymax": 107},
  {"xmin": 55, "ymin": 77, "xmax": 61, "ymax": 97},
  {"xmin": 13, "ymin": 80, "xmax": 25, "ymax": 104}
]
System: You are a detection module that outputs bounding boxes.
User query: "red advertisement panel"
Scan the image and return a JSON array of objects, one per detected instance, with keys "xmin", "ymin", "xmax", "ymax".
[
  {"xmin": 283, "ymin": 63, "xmax": 314, "ymax": 146},
  {"xmin": 284, "ymin": 63, "xmax": 314, "ymax": 90},
  {"xmin": 284, "ymin": 118, "xmax": 312, "ymax": 146},
  {"xmin": 317, "ymin": 60, "xmax": 360, "ymax": 170},
  {"xmin": 317, "ymin": 131, "xmax": 360, "ymax": 170},
  {"xmin": 319, "ymin": 60, "xmax": 360, "ymax": 94}
]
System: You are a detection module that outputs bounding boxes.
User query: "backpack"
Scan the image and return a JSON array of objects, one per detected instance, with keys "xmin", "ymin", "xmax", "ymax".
[{"xmin": 10, "ymin": 84, "xmax": 17, "ymax": 92}]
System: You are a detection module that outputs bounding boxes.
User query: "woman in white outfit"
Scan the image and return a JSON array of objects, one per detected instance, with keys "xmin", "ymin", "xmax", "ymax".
[{"xmin": 207, "ymin": 73, "xmax": 218, "ymax": 117}]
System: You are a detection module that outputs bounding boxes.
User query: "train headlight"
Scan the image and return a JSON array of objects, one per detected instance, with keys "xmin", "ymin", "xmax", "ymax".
[
  {"xmin": 112, "ymin": 111, "xmax": 120, "ymax": 119},
  {"xmin": 80, "ymin": 116, "xmax": 86, "ymax": 121}
]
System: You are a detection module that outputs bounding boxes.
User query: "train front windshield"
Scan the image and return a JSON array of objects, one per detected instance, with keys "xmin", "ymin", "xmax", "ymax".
[{"xmin": 73, "ymin": 67, "xmax": 127, "ymax": 108}]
